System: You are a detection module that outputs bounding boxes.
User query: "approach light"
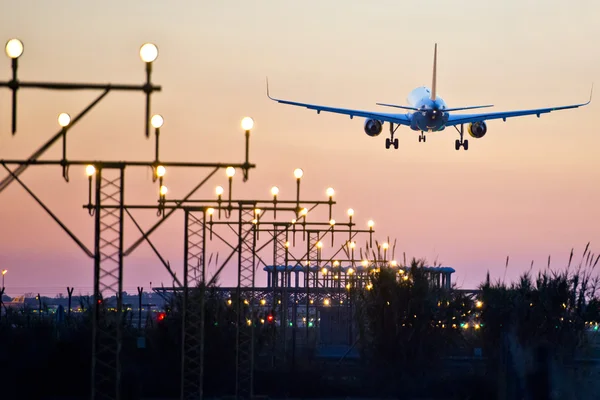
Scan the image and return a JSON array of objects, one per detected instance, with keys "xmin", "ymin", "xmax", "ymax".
[
  {"xmin": 139, "ymin": 43, "xmax": 159, "ymax": 63},
  {"xmin": 271, "ymin": 186, "xmax": 279, "ymax": 196},
  {"xmin": 326, "ymin": 187, "xmax": 335, "ymax": 197},
  {"xmin": 156, "ymin": 165, "xmax": 166, "ymax": 177},
  {"xmin": 5, "ymin": 39, "xmax": 23, "ymax": 59},
  {"xmin": 207, "ymin": 208, "xmax": 215, "ymax": 216},
  {"xmin": 57, "ymin": 113, "xmax": 71, "ymax": 127},
  {"xmin": 254, "ymin": 208, "xmax": 261, "ymax": 215},
  {"xmin": 476, "ymin": 301, "xmax": 483, "ymax": 308},
  {"xmin": 293, "ymin": 168, "xmax": 303, "ymax": 179},
  {"xmin": 382, "ymin": 242, "xmax": 389, "ymax": 250},
  {"xmin": 390, "ymin": 260, "xmax": 398, "ymax": 267},
  {"xmin": 349, "ymin": 241, "xmax": 356, "ymax": 249},
  {"xmin": 85, "ymin": 165, "xmax": 96, "ymax": 177},
  {"xmin": 226, "ymin": 167, "xmax": 236, "ymax": 178},
  {"xmin": 362, "ymin": 260, "xmax": 368, "ymax": 267},
  {"xmin": 151, "ymin": 114, "xmax": 164, "ymax": 129},
  {"xmin": 347, "ymin": 208, "xmax": 354, "ymax": 217},
  {"xmin": 300, "ymin": 208, "xmax": 308, "ymax": 216},
  {"xmin": 333, "ymin": 261, "xmax": 340, "ymax": 267},
  {"xmin": 329, "ymin": 219, "xmax": 335, "ymax": 226},
  {"xmin": 2, "ymin": 269, "xmax": 7, "ymax": 275},
  {"xmin": 368, "ymin": 220, "xmax": 374, "ymax": 228},
  {"xmin": 347, "ymin": 268, "xmax": 354, "ymax": 275},
  {"xmin": 316, "ymin": 241, "xmax": 323, "ymax": 248},
  {"xmin": 160, "ymin": 185, "xmax": 168, "ymax": 196},
  {"xmin": 215, "ymin": 186, "xmax": 224, "ymax": 196},
  {"xmin": 241, "ymin": 116, "xmax": 254, "ymax": 131},
  {"xmin": 321, "ymin": 267, "xmax": 328, "ymax": 275}
]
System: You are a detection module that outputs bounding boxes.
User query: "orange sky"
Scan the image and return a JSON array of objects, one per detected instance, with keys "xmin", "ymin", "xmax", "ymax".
[{"xmin": 0, "ymin": 1, "xmax": 599, "ymax": 297}]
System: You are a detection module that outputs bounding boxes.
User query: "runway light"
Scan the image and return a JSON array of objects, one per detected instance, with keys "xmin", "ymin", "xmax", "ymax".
[
  {"xmin": 160, "ymin": 185, "xmax": 168, "ymax": 196},
  {"xmin": 241, "ymin": 116, "xmax": 254, "ymax": 131},
  {"xmin": 85, "ymin": 165, "xmax": 96, "ymax": 177},
  {"xmin": 347, "ymin": 208, "xmax": 354, "ymax": 217},
  {"xmin": 271, "ymin": 186, "xmax": 279, "ymax": 196},
  {"xmin": 151, "ymin": 114, "xmax": 164, "ymax": 129},
  {"xmin": 326, "ymin": 187, "xmax": 335, "ymax": 197},
  {"xmin": 294, "ymin": 168, "xmax": 303, "ymax": 179},
  {"xmin": 5, "ymin": 39, "xmax": 24, "ymax": 59},
  {"xmin": 226, "ymin": 167, "xmax": 236, "ymax": 178},
  {"xmin": 57, "ymin": 113, "xmax": 71, "ymax": 127},
  {"xmin": 156, "ymin": 165, "xmax": 166, "ymax": 177},
  {"xmin": 140, "ymin": 43, "xmax": 159, "ymax": 63},
  {"xmin": 215, "ymin": 186, "xmax": 224, "ymax": 196}
]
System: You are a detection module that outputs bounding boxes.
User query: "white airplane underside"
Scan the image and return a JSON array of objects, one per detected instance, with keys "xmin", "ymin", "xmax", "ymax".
[{"xmin": 267, "ymin": 44, "xmax": 592, "ymax": 150}]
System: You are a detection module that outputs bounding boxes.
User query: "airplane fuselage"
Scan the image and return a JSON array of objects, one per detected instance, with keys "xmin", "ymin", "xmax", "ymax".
[{"xmin": 407, "ymin": 87, "xmax": 449, "ymax": 132}]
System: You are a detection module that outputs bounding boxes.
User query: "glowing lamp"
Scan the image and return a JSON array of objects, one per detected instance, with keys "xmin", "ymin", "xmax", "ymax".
[
  {"xmin": 215, "ymin": 186, "xmax": 224, "ymax": 196},
  {"xmin": 241, "ymin": 116, "xmax": 254, "ymax": 131},
  {"xmin": 316, "ymin": 241, "xmax": 323, "ymax": 248},
  {"xmin": 321, "ymin": 267, "xmax": 328, "ymax": 275},
  {"xmin": 226, "ymin": 167, "xmax": 236, "ymax": 178},
  {"xmin": 5, "ymin": 39, "xmax": 23, "ymax": 59},
  {"xmin": 326, "ymin": 187, "xmax": 335, "ymax": 197},
  {"xmin": 368, "ymin": 220, "xmax": 374, "ymax": 228},
  {"xmin": 300, "ymin": 208, "xmax": 308, "ymax": 216},
  {"xmin": 160, "ymin": 185, "xmax": 168, "ymax": 196},
  {"xmin": 151, "ymin": 114, "xmax": 164, "ymax": 129},
  {"xmin": 271, "ymin": 186, "xmax": 279, "ymax": 196},
  {"xmin": 57, "ymin": 113, "xmax": 71, "ymax": 127},
  {"xmin": 156, "ymin": 165, "xmax": 166, "ymax": 177},
  {"xmin": 347, "ymin": 208, "xmax": 354, "ymax": 217},
  {"xmin": 293, "ymin": 168, "xmax": 303, "ymax": 179},
  {"xmin": 85, "ymin": 165, "xmax": 96, "ymax": 177},
  {"xmin": 382, "ymin": 242, "xmax": 389, "ymax": 250},
  {"xmin": 329, "ymin": 219, "xmax": 335, "ymax": 226},
  {"xmin": 207, "ymin": 207, "xmax": 215, "ymax": 216},
  {"xmin": 139, "ymin": 43, "xmax": 158, "ymax": 63}
]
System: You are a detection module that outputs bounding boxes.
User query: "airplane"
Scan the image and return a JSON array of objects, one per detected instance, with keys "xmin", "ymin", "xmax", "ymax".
[{"xmin": 266, "ymin": 44, "xmax": 593, "ymax": 150}]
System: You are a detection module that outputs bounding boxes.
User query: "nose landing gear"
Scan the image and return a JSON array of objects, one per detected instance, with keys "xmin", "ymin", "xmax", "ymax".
[{"xmin": 385, "ymin": 122, "xmax": 400, "ymax": 149}]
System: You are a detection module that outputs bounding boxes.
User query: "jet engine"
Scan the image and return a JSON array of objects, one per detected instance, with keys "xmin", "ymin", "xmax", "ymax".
[
  {"xmin": 364, "ymin": 119, "xmax": 383, "ymax": 137},
  {"xmin": 468, "ymin": 121, "xmax": 487, "ymax": 138}
]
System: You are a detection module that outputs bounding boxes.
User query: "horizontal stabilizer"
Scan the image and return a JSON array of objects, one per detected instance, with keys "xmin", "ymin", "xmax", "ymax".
[
  {"xmin": 443, "ymin": 105, "xmax": 494, "ymax": 112},
  {"xmin": 376, "ymin": 103, "xmax": 419, "ymax": 111}
]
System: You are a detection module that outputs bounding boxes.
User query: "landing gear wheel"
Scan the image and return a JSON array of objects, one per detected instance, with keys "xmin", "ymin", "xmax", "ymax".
[
  {"xmin": 393, "ymin": 138, "xmax": 399, "ymax": 149},
  {"xmin": 423, "ymin": 135, "xmax": 427, "ymax": 143},
  {"xmin": 385, "ymin": 138, "xmax": 391, "ymax": 149},
  {"xmin": 463, "ymin": 139, "xmax": 469, "ymax": 150},
  {"xmin": 455, "ymin": 139, "xmax": 460, "ymax": 151},
  {"xmin": 418, "ymin": 136, "xmax": 422, "ymax": 142}
]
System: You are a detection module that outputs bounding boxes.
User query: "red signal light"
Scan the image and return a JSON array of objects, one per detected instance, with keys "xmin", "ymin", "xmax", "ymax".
[
  {"xmin": 267, "ymin": 314, "xmax": 274, "ymax": 323},
  {"xmin": 157, "ymin": 312, "xmax": 166, "ymax": 321}
]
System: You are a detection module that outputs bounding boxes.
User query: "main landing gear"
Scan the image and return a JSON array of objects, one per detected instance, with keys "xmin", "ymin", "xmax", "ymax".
[
  {"xmin": 453, "ymin": 124, "xmax": 469, "ymax": 151},
  {"xmin": 418, "ymin": 133, "xmax": 427, "ymax": 142},
  {"xmin": 385, "ymin": 122, "xmax": 399, "ymax": 149}
]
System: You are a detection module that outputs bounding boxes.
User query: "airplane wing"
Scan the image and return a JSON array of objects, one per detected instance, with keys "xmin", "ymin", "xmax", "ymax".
[
  {"xmin": 267, "ymin": 82, "xmax": 412, "ymax": 126},
  {"xmin": 446, "ymin": 86, "xmax": 593, "ymax": 126}
]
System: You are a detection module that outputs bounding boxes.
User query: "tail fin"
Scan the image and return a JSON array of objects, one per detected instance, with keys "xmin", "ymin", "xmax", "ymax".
[{"xmin": 430, "ymin": 43, "xmax": 437, "ymax": 101}]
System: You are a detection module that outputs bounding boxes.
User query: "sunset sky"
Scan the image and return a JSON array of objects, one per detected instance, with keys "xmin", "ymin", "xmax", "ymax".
[{"xmin": 0, "ymin": 1, "xmax": 599, "ymax": 297}]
